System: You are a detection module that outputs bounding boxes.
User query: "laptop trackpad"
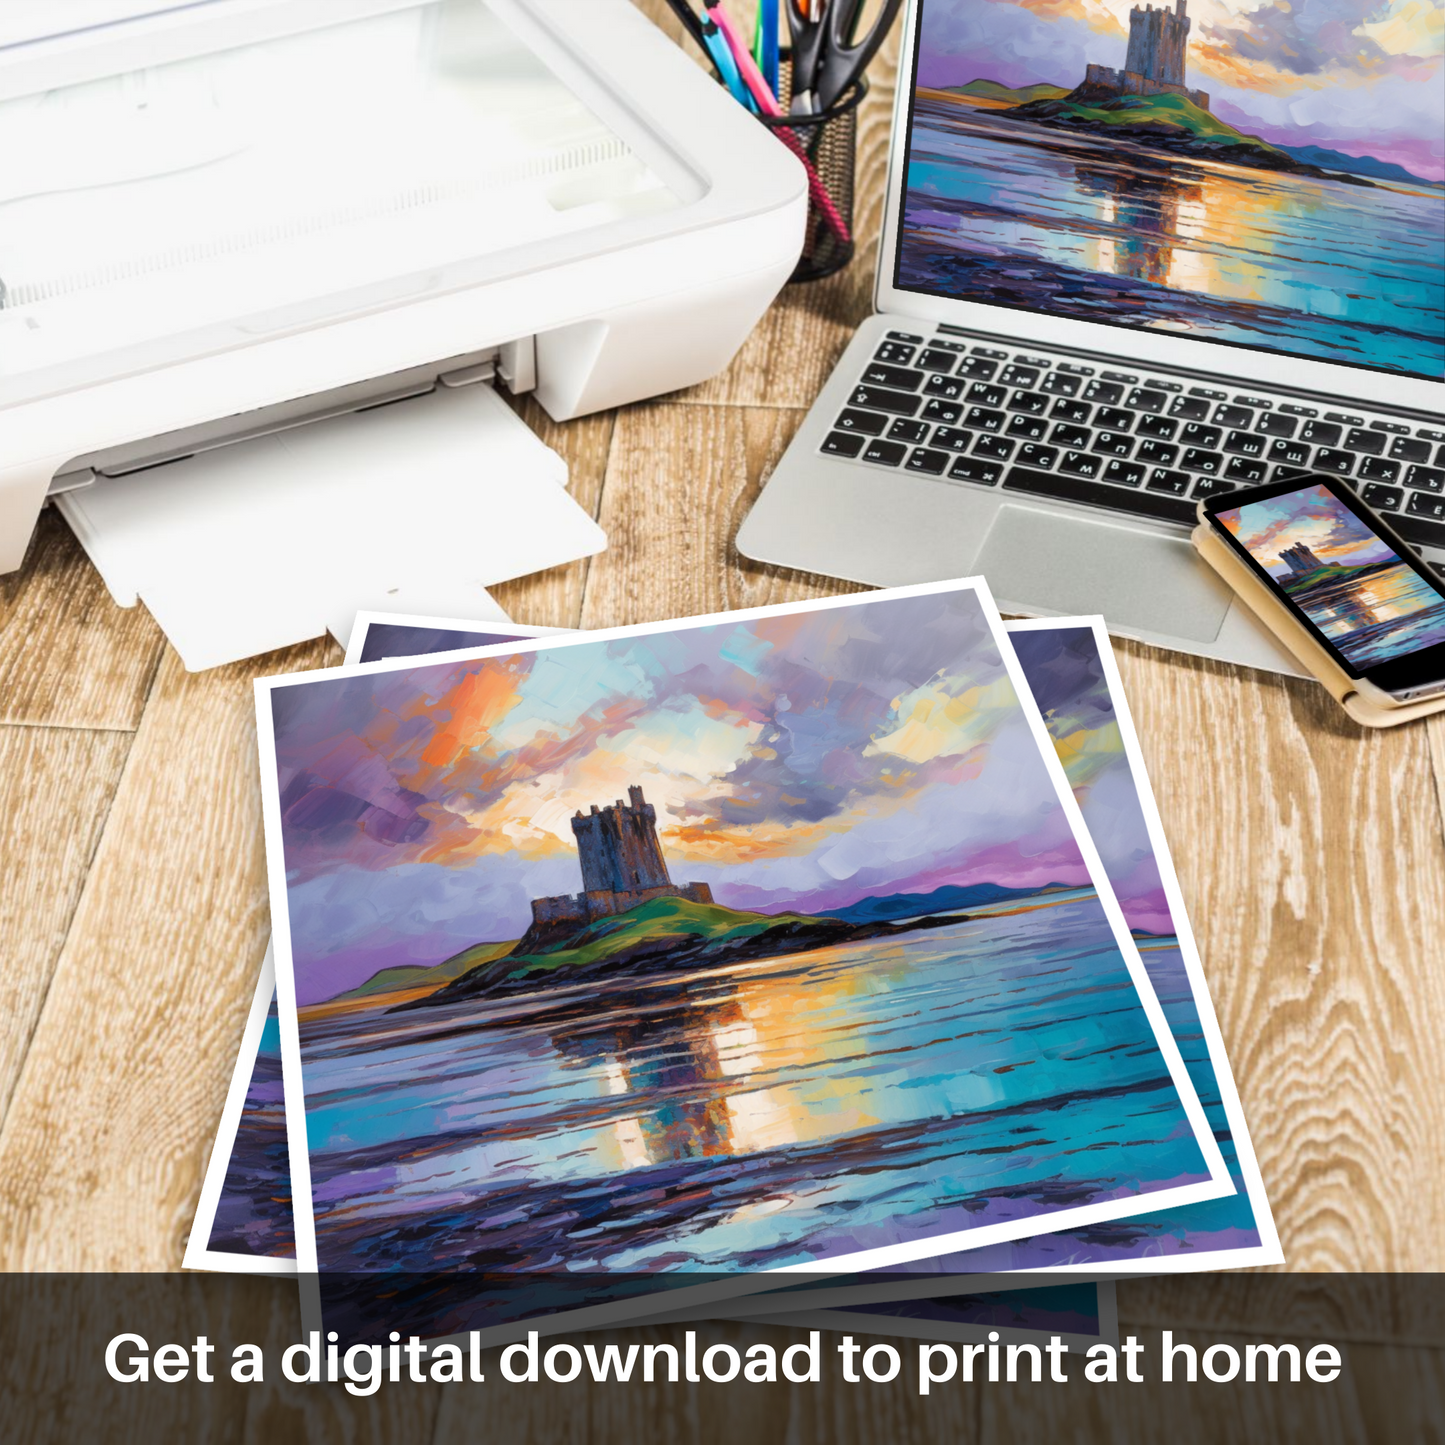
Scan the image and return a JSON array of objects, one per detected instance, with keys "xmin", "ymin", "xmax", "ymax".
[{"xmin": 976, "ymin": 505, "xmax": 1232, "ymax": 643}]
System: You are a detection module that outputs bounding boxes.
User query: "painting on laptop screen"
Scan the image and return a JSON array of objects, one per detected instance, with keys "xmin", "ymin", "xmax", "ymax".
[{"xmin": 900, "ymin": 0, "xmax": 1445, "ymax": 379}]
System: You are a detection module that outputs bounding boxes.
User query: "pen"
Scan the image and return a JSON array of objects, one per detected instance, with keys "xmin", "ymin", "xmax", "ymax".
[{"xmin": 753, "ymin": 0, "xmax": 780, "ymax": 98}]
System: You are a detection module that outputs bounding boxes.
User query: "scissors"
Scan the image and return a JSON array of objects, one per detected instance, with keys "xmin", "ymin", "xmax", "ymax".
[{"xmin": 785, "ymin": 0, "xmax": 903, "ymax": 113}]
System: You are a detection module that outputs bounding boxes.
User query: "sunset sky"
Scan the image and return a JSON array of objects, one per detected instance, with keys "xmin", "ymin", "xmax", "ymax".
[
  {"xmin": 918, "ymin": 0, "xmax": 1445, "ymax": 180},
  {"xmin": 1217, "ymin": 482, "xmax": 1400, "ymax": 575},
  {"xmin": 269, "ymin": 592, "xmax": 1106, "ymax": 1003}
]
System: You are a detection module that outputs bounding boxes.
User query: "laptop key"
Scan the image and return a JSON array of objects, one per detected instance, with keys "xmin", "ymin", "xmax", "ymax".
[
  {"xmin": 1389, "ymin": 436, "xmax": 1432, "ymax": 464},
  {"xmin": 1006, "ymin": 415, "xmax": 1048, "ymax": 441},
  {"xmin": 1214, "ymin": 404, "xmax": 1254, "ymax": 429},
  {"xmin": 948, "ymin": 457, "xmax": 1003, "ymax": 485},
  {"xmin": 887, "ymin": 418, "xmax": 932, "ymax": 444},
  {"xmin": 1182, "ymin": 448, "xmax": 1223, "ymax": 474},
  {"xmin": 1126, "ymin": 388, "xmax": 1167, "ymax": 413},
  {"xmin": 874, "ymin": 342, "xmax": 917, "ymax": 365},
  {"xmin": 1092, "ymin": 432, "xmax": 1134, "ymax": 457},
  {"xmin": 1017, "ymin": 444, "xmax": 1059, "ymax": 470},
  {"xmin": 1394, "ymin": 512, "xmax": 1445, "ymax": 551},
  {"xmin": 863, "ymin": 363, "xmax": 925, "ymax": 390},
  {"xmin": 931, "ymin": 427, "xmax": 974, "ymax": 452},
  {"xmin": 1314, "ymin": 448, "xmax": 1354, "ymax": 475},
  {"xmin": 1003, "ymin": 466, "xmax": 1196, "ymax": 524},
  {"xmin": 1344, "ymin": 428, "xmax": 1385, "ymax": 456},
  {"xmin": 1008, "ymin": 390, "xmax": 1050, "ymax": 415},
  {"xmin": 1169, "ymin": 395, "xmax": 1212, "ymax": 421},
  {"xmin": 967, "ymin": 383, "xmax": 1008, "ymax": 407},
  {"xmin": 916, "ymin": 348, "xmax": 959, "ymax": 373},
  {"xmin": 1192, "ymin": 476, "xmax": 1234, "ymax": 499},
  {"xmin": 1095, "ymin": 406, "xmax": 1134, "ymax": 432},
  {"xmin": 1145, "ymin": 468, "xmax": 1189, "ymax": 494},
  {"xmin": 1105, "ymin": 460, "xmax": 1146, "ymax": 487},
  {"xmin": 1060, "ymin": 450, "xmax": 1103, "ymax": 478},
  {"xmin": 1361, "ymin": 483, "xmax": 1403, "ymax": 511},
  {"xmin": 1358, "ymin": 457, "xmax": 1400, "ymax": 483},
  {"xmin": 906, "ymin": 448, "xmax": 951, "ymax": 476},
  {"xmin": 1135, "ymin": 414, "xmax": 1178, "ymax": 440},
  {"xmin": 1223, "ymin": 430, "xmax": 1266, "ymax": 458},
  {"xmin": 850, "ymin": 384, "xmax": 921, "ymax": 417},
  {"xmin": 1300, "ymin": 420, "xmax": 1341, "ymax": 446},
  {"xmin": 957, "ymin": 356, "xmax": 999, "ymax": 380},
  {"xmin": 1407, "ymin": 491, "xmax": 1445, "ymax": 521},
  {"xmin": 922, "ymin": 398, "xmax": 963, "ymax": 424},
  {"xmin": 965, "ymin": 406, "xmax": 1006, "ymax": 432},
  {"xmin": 1438, "ymin": 445, "xmax": 1445, "ymax": 466},
  {"xmin": 835, "ymin": 408, "xmax": 890, "ymax": 435},
  {"xmin": 1083, "ymin": 379, "xmax": 1124, "ymax": 405},
  {"xmin": 1256, "ymin": 413, "xmax": 1298, "ymax": 438},
  {"xmin": 886, "ymin": 330, "xmax": 924, "ymax": 343},
  {"xmin": 1050, "ymin": 423, "xmax": 1091, "ymax": 450},
  {"xmin": 821, "ymin": 431, "xmax": 865, "ymax": 458},
  {"xmin": 1225, "ymin": 456, "xmax": 1268, "ymax": 482},
  {"xmin": 1040, "ymin": 372, "xmax": 1081, "ymax": 397},
  {"xmin": 998, "ymin": 364, "xmax": 1040, "ymax": 388},
  {"xmin": 1407, "ymin": 465, "xmax": 1445, "ymax": 493},
  {"xmin": 1050, "ymin": 398, "xmax": 1092, "ymax": 424},
  {"xmin": 1136, "ymin": 440, "xmax": 1179, "ymax": 467},
  {"xmin": 1268, "ymin": 438, "xmax": 1312, "ymax": 467},
  {"xmin": 1180, "ymin": 423, "xmax": 1222, "ymax": 449},
  {"xmin": 923, "ymin": 374, "xmax": 967, "ymax": 400},
  {"xmin": 974, "ymin": 435, "xmax": 1015, "ymax": 461},
  {"xmin": 860, "ymin": 438, "xmax": 908, "ymax": 467}
]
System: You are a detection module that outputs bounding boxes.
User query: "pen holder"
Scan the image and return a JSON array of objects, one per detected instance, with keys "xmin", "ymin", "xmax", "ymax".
[{"xmin": 760, "ymin": 72, "xmax": 867, "ymax": 284}]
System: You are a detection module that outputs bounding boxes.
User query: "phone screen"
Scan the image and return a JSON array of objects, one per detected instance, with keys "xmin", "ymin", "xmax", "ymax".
[{"xmin": 1209, "ymin": 478, "xmax": 1445, "ymax": 689}]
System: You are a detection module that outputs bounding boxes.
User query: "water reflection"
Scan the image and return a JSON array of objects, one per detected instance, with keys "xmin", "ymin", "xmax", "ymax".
[{"xmin": 1075, "ymin": 163, "xmax": 1200, "ymax": 286}]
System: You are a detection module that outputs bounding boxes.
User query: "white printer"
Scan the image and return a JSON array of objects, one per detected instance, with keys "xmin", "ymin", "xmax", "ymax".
[{"xmin": 0, "ymin": 0, "xmax": 806, "ymax": 664}]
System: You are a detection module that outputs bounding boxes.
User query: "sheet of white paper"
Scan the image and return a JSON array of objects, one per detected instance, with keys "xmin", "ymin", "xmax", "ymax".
[{"xmin": 57, "ymin": 384, "xmax": 603, "ymax": 670}]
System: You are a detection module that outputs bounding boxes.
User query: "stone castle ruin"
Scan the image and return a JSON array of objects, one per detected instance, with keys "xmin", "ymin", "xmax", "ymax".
[
  {"xmin": 1280, "ymin": 542, "xmax": 1326, "ymax": 575},
  {"xmin": 525, "ymin": 785, "xmax": 712, "ymax": 948},
  {"xmin": 1074, "ymin": 0, "xmax": 1210, "ymax": 111}
]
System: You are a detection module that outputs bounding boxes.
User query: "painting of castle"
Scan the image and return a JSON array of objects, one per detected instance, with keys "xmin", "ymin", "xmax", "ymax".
[
  {"xmin": 526, "ymin": 785, "xmax": 712, "ymax": 947},
  {"xmin": 1280, "ymin": 542, "xmax": 1325, "ymax": 576},
  {"xmin": 1076, "ymin": 0, "xmax": 1209, "ymax": 110}
]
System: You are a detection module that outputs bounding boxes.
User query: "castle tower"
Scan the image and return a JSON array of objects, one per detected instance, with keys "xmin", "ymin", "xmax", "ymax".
[
  {"xmin": 1124, "ymin": 0, "xmax": 1190, "ymax": 89},
  {"xmin": 571, "ymin": 785, "xmax": 672, "ymax": 895}
]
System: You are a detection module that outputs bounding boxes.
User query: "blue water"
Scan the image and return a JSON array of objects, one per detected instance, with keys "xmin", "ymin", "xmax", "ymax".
[
  {"xmin": 900, "ymin": 100, "xmax": 1445, "ymax": 378},
  {"xmin": 1292, "ymin": 563, "xmax": 1445, "ymax": 669},
  {"xmin": 298, "ymin": 892, "xmax": 1209, "ymax": 1305}
]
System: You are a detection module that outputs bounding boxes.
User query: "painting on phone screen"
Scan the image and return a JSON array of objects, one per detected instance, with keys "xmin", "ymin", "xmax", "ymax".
[{"xmin": 1217, "ymin": 483, "xmax": 1445, "ymax": 669}]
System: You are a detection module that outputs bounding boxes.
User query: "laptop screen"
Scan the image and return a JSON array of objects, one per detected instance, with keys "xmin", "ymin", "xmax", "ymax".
[{"xmin": 895, "ymin": 0, "xmax": 1445, "ymax": 382}]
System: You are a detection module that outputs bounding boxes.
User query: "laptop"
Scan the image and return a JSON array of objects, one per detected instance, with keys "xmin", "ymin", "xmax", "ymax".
[{"xmin": 737, "ymin": 0, "xmax": 1445, "ymax": 673}]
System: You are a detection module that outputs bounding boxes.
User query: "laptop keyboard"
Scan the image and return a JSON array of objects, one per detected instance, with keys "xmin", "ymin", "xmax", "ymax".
[{"xmin": 822, "ymin": 330, "xmax": 1445, "ymax": 557}]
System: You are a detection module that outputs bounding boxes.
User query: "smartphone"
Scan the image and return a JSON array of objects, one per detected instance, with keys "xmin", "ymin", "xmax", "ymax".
[{"xmin": 1200, "ymin": 473, "xmax": 1445, "ymax": 706}]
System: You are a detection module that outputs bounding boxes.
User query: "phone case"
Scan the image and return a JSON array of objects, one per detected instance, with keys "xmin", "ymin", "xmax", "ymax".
[{"xmin": 1192, "ymin": 522, "xmax": 1445, "ymax": 729}]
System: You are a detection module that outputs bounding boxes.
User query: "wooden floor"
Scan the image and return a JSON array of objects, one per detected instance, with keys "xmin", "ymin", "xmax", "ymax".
[{"xmin": 0, "ymin": 6, "xmax": 1441, "ymax": 1441}]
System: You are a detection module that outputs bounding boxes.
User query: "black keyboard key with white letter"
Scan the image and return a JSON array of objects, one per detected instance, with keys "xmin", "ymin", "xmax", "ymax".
[
  {"xmin": 861, "ymin": 438, "xmax": 907, "ymax": 467},
  {"xmin": 821, "ymin": 431, "xmax": 864, "ymax": 457},
  {"xmin": 850, "ymin": 384, "xmax": 921, "ymax": 417},
  {"xmin": 835, "ymin": 408, "xmax": 889, "ymax": 435},
  {"xmin": 887, "ymin": 418, "xmax": 931, "ymax": 444}
]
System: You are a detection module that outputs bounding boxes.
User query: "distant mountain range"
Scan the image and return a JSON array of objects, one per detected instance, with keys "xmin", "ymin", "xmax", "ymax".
[
  {"xmin": 820, "ymin": 880, "xmax": 1074, "ymax": 924},
  {"xmin": 1274, "ymin": 143, "xmax": 1438, "ymax": 189}
]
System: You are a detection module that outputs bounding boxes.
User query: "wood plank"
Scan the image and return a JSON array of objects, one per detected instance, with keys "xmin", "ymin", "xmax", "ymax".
[
  {"xmin": 0, "ymin": 509, "xmax": 165, "ymax": 730},
  {"xmin": 490, "ymin": 397, "xmax": 615, "ymax": 631},
  {"xmin": 1108, "ymin": 638, "xmax": 1445, "ymax": 1270},
  {"xmin": 0, "ymin": 640, "xmax": 332, "ymax": 1269},
  {"xmin": 0, "ymin": 725, "xmax": 133, "ymax": 1126},
  {"xmin": 579, "ymin": 403, "xmax": 865, "ymax": 631}
]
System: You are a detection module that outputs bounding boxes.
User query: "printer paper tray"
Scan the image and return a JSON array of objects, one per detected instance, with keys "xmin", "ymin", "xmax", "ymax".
[{"xmin": 57, "ymin": 384, "xmax": 604, "ymax": 670}]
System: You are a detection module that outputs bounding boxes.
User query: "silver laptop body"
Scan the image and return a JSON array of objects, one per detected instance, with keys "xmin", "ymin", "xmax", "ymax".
[{"xmin": 738, "ymin": 0, "xmax": 1445, "ymax": 674}]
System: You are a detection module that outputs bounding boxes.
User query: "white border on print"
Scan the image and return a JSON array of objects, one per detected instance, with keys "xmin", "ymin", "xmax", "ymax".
[
  {"xmin": 749, "ymin": 1280, "xmax": 1119, "ymax": 1351},
  {"xmin": 183, "ymin": 944, "xmax": 292, "ymax": 1278},
  {"xmin": 341, "ymin": 610, "xmax": 569, "ymax": 666},
  {"xmin": 254, "ymin": 578, "xmax": 1232, "ymax": 1341}
]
